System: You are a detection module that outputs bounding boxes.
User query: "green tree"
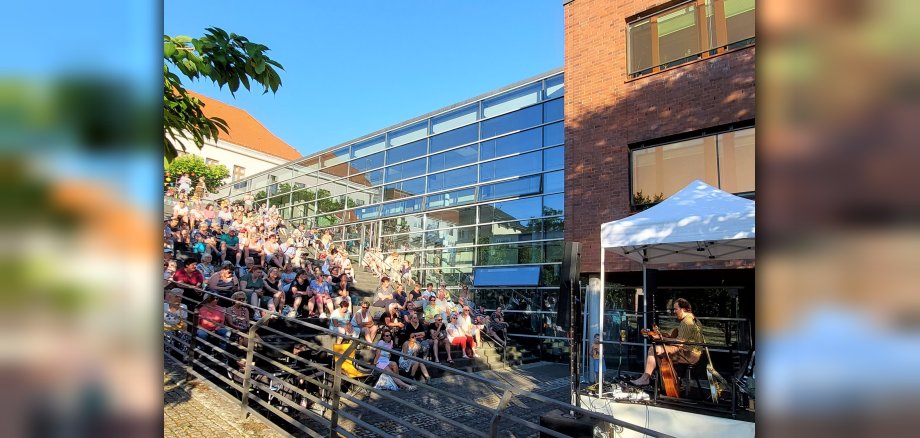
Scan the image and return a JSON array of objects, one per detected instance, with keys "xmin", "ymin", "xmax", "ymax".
[
  {"xmin": 165, "ymin": 155, "xmax": 230, "ymax": 193},
  {"xmin": 164, "ymin": 27, "xmax": 284, "ymax": 161}
]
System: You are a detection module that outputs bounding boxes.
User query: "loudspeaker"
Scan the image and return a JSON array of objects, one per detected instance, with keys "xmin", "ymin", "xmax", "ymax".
[
  {"xmin": 555, "ymin": 242, "xmax": 581, "ymax": 331},
  {"xmin": 539, "ymin": 409, "xmax": 596, "ymax": 437},
  {"xmin": 561, "ymin": 241, "xmax": 581, "ymax": 283}
]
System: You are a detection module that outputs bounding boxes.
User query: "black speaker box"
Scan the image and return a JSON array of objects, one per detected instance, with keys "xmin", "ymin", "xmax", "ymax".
[{"xmin": 539, "ymin": 409, "xmax": 596, "ymax": 437}]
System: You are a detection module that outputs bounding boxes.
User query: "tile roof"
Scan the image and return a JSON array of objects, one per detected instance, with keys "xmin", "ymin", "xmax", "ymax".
[{"xmin": 187, "ymin": 91, "xmax": 301, "ymax": 161}]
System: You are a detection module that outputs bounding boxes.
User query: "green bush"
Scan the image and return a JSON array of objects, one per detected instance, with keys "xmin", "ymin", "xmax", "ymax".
[{"xmin": 165, "ymin": 155, "xmax": 229, "ymax": 193}]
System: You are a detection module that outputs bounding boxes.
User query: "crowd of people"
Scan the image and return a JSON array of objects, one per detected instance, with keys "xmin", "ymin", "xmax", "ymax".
[{"xmin": 164, "ymin": 190, "xmax": 509, "ymax": 393}]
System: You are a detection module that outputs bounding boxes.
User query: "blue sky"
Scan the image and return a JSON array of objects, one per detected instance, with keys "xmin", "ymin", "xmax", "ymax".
[{"xmin": 164, "ymin": 0, "xmax": 564, "ymax": 157}]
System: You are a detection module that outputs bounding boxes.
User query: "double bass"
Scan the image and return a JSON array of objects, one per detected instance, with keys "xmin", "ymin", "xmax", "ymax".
[{"xmin": 640, "ymin": 328, "xmax": 680, "ymax": 398}]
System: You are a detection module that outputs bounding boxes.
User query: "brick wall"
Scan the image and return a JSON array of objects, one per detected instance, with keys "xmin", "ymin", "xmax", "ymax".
[{"xmin": 563, "ymin": 0, "xmax": 756, "ymax": 274}]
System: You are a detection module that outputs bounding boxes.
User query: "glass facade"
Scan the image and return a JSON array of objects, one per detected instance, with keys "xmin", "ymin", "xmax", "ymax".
[{"xmin": 218, "ymin": 71, "xmax": 565, "ymax": 338}]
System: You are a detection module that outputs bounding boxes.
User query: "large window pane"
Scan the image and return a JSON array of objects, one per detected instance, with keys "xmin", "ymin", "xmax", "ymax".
[
  {"xmin": 480, "ymin": 151, "xmax": 542, "ymax": 183},
  {"xmin": 426, "ymin": 188, "xmax": 476, "ymax": 210},
  {"xmin": 382, "ymin": 197, "xmax": 422, "ymax": 217},
  {"xmin": 478, "ymin": 221, "xmax": 540, "ymax": 245},
  {"xmin": 631, "ymin": 136, "xmax": 719, "ymax": 200},
  {"xmin": 428, "ymin": 145, "xmax": 478, "ymax": 173},
  {"xmin": 432, "ymin": 104, "xmax": 478, "ymax": 134},
  {"xmin": 658, "ymin": 4, "xmax": 700, "ymax": 68},
  {"xmin": 479, "ymin": 175, "xmax": 542, "ymax": 201},
  {"xmin": 382, "ymin": 214, "xmax": 424, "ymax": 235},
  {"xmin": 381, "ymin": 232, "xmax": 424, "ymax": 253},
  {"xmin": 481, "ymin": 196, "xmax": 542, "ymax": 224},
  {"xmin": 349, "ymin": 169, "xmax": 383, "ymax": 188},
  {"xmin": 628, "ymin": 18, "xmax": 653, "ymax": 75},
  {"xmin": 354, "ymin": 205, "xmax": 379, "ymax": 222},
  {"xmin": 543, "ymin": 194, "xmax": 564, "ymax": 216},
  {"xmin": 427, "ymin": 165, "xmax": 477, "ymax": 192},
  {"xmin": 482, "ymin": 83, "xmax": 541, "ymax": 118},
  {"xmin": 480, "ymin": 126, "xmax": 542, "ymax": 160},
  {"xmin": 347, "ymin": 188, "xmax": 380, "ymax": 207},
  {"xmin": 425, "ymin": 206, "xmax": 477, "ymax": 228},
  {"xmin": 543, "ymin": 146, "xmax": 563, "ymax": 171},
  {"xmin": 389, "ymin": 121, "xmax": 427, "ymax": 147},
  {"xmin": 544, "ymin": 170, "xmax": 564, "ymax": 193},
  {"xmin": 717, "ymin": 128, "xmax": 755, "ymax": 193},
  {"xmin": 544, "ymin": 74, "xmax": 564, "ymax": 100},
  {"xmin": 429, "ymin": 123, "xmax": 478, "ymax": 153},
  {"xmin": 543, "ymin": 122, "xmax": 563, "ymax": 147},
  {"xmin": 543, "ymin": 98, "xmax": 563, "ymax": 123},
  {"xmin": 351, "ymin": 135, "xmax": 385, "ymax": 159},
  {"xmin": 385, "ymin": 157, "xmax": 426, "ymax": 182},
  {"xmin": 387, "ymin": 138, "xmax": 427, "ymax": 165},
  {"xmin": 725, "ymin": 0, "xmax": 756, "ymax": 45},
  {"xmin": 384, "ymin": 176, "xmax": 425, "ymax": 201},
  {"xmin": 425, "ymin": 226, "xmax": 475, "ymax": 248},
  {"xmin": 480, "ymin": 105, "xmax": 542, "ymax": 139},
  {"xmin": 321, "ymin": 146, "xmax": 350, "ymax": 169},
  {"xmin": 541, "ymin": 217, "xmax": 565, "ymax": 240},
  {"xmin": 477, "ymin": 242, "xmax": 545, "ymax": 266},
  {"xmin": 350, "ymin": 150, "xmax": 384, "ymax": 173}
]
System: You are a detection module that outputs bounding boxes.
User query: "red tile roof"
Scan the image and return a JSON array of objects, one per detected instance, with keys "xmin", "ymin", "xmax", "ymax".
[{"xmin": 187, "ymin": 91, "xmax": 301, "ymax": 161}]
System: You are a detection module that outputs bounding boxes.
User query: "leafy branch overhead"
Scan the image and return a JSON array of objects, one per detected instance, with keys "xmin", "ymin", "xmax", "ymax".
[{"xmin": 163, "ymin": 27, "xmax": 284, "ymax": 161}]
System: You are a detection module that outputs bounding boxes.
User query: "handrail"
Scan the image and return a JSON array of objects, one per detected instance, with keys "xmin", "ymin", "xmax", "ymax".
[{"xmin": 164, "ymin": 281, "xmax": 675, "ymax": 437}]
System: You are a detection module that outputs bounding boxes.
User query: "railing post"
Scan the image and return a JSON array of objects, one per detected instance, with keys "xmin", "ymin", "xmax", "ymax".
[
  {"xmin": 328, "ymin": 341, "xmax": 357, "ymax": 438},
  {"xmin": 185, "ymin": 310, "xmax": 199, "ymax": 381},
  {"xmin": 488, "ymin": 389, "xmax": 514, "ymax": 437},
  {"xmin": 240, "ymin": 316, "xmax": 269, "ymax": 420}
]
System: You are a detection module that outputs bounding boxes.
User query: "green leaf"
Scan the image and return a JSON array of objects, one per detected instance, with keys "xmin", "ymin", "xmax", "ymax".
[
  {"xmin": 164, "ymin": 42, "xmax": 176, "ymax": 58},
  {"xmin": 254, "ymin": 60, "xmax": 266, "ymax": 74},
  {"xmin": 173, "ymin": 35, "xmax": 192, "ymax": 43}
]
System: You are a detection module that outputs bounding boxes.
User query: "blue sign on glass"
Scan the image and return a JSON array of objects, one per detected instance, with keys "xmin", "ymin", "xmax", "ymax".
[{"xmin": 473, "ymin": 266, "xmax": 541, "ymax": 287}]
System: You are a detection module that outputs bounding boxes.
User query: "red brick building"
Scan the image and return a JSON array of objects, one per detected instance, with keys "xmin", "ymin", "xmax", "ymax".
[{"xmin": 563, "ymin": 0, "xmax": 755, "ymax": 298}]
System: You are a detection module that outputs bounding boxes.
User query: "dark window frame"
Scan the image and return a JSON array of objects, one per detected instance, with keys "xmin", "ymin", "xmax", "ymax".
[{"xmin": 627, "ymin": 0, "xmax": 755, "ymax": 78}]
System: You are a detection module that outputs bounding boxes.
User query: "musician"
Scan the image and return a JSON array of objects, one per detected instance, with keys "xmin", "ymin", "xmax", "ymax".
[{"xmin": 630, "ymin": 298, "xmax": 703, "ymax": 387}]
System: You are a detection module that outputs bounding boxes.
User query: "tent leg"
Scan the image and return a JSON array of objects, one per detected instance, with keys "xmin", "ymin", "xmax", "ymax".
[
  {"xmin": 598, "ymin": 247, "xmax": 605, "ymax": 397},
  {"xmin": 642, "ymin": 263, "xmax": 647, "ymax": 354}
]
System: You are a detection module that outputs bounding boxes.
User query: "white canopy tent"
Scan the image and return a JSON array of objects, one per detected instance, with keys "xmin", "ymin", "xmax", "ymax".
[{"xmin": 596, "ymin": 180, "xmax": 755, "ymax": 391}]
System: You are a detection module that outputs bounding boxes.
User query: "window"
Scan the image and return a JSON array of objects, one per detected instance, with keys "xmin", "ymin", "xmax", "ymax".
[
  {"xmin": 482, "ymin": 83, "xmax": 541, "ymax": 118},
  {"xmin": 480, "ymin": 126, "xmax": 542, "ymax": 160},
  {"xmin": 628, "ymin": 0, "xmax": 756, "ymax": 77},
  {"xmin": 479, "ymin": 175, "xmax": 542, "ymax": 201},
  {"xmin": 389, "ymin": 121, "xmax": 427, "ymax": 147},
  {"xmin": 387, "ymin": 139, "xmax": 427, "ymax": 165},
  {"xmin": 206, "ymin": 158, "xmax": 219, "ymax": 166},
  {"xmin": 232, "ymin": 165, "xmax": 246, "ymax": 182},
  {"xmin": 428, "ymin": 145, "xmax": 478, "ymax": 173},
  {"xmin": 480, "ymin": 151, "xmax": 542, "ymax": 183},
  {"xmin": 427, "ymin": 165, "xmax": 477, "ymax": 193},
  {"xmin": 432, "ymin": 104, "xmax": 478, "ymax": 134},
  {"xmin": 630, "ymin": 127, "xmax": 754, "ymax": 204},
  {"xmin": 385, "ymin": 158, "xmax": 426, "ymax": 183},
  {"xmin": 480, "ymin": 105, "xmax": 542, "ymax": 139},
  {"xmin": 429, "ymin": 124, "xmax": 478, "ymax": 153}
]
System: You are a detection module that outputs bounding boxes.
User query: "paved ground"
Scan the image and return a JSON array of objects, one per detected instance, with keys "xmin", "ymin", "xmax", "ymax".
[
  {"xmin": 164, "ymin": 356, "xmax": 284, "ymax": 438},
  {"xmin": 165, "ymin": 350, "xmax": 574, "ymax": 437}
]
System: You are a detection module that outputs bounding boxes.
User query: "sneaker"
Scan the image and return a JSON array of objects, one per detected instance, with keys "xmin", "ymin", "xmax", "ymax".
[
  {"xmin": 319, "ymin": 313, "xmax": 328, "ymax": 319},
  {"xmin": 286, "ymin": 309, "xmax": 297, "ymax": 318}
]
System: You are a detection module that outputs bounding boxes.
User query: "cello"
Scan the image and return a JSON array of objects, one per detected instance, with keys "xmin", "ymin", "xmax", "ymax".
[{"xmin": 640, "ymin": 328, "xmax": 680, "ymax": 398}]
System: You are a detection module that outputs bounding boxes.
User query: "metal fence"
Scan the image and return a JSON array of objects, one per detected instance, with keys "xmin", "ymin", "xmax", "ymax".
[{"xmin": 164, "ymin": 282, "xmax": 674, "ymax": 437}]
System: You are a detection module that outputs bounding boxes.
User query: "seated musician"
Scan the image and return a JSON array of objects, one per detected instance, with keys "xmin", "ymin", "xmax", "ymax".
[{"xmin": 630, "ymin": 298, "xmax": 703, "ymax": 387}]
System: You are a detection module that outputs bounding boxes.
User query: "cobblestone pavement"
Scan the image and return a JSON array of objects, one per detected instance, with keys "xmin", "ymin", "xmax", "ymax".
[
  {"xmin": 164, "ymin": 356, "xmax": 285, "ymax": 438},
  {"xmin": 167, "ymin": 354, "xmax": 576, "ymax": 437}
]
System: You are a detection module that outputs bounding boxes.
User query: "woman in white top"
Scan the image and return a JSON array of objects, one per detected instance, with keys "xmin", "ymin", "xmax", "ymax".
[
  {"xmin": 372, "ymin": 331, "xmax": 416, "ymax": 391},
  {"xmin": 456, "ymin": 306, "xmax": 481, "ymax": 357},
  {"xmin": 446, "ymin": 313, "xmax": 474, "ymax": 360}
]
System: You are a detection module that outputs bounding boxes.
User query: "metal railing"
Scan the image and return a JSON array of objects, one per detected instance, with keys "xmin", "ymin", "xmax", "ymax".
[{"xmin": 164, "ymin": 281, "xmax": 674, "ymax": 437}]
